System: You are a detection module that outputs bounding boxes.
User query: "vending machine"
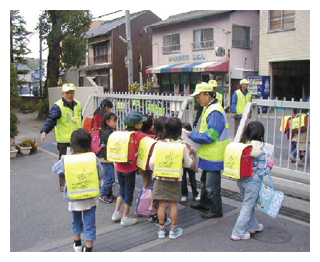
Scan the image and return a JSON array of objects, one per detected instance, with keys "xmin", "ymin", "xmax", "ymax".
[{"xmin": 247, "ymin": 75, "xmax": 271, "ymax": 113}]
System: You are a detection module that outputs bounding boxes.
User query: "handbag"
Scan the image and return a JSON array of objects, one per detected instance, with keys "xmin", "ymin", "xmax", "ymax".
[
  {"xmin": 136, "ymin": 187, "xmax": 157, "ymax": 216},
  {"xmin": 256, "ymin": 172, "xmax": 285, "ymax": 219}
]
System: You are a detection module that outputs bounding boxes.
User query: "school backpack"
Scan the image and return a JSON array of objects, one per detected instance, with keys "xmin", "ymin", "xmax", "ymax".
[
  {"xmin": 223, "ymin": 142, "xmax": 253, "ymax": 180},
  {"xmin": 137, "ymin": 136, "xmax": 157, "ymax": 171},
  {"xmin": 83, "ymin": 115, "xmax": 104, "ymax": 154},
  {"xmin": 107, "ymin": 131, "xmax": 136, "ymax": 163}
]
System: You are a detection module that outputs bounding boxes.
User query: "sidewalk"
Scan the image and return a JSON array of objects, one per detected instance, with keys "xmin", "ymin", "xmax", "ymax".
[{"xmin": 10, "ymin": 110, "xmax": 310, "ymax": 252}]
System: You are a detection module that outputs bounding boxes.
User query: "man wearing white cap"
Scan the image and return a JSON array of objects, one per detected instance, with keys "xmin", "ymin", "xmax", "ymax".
[
  {"xmin": 231, "ymin": 79, "xmax": 252, "ymax": 136},
  {"xmin": 186, "ymin": 82, "xmax": 230, "ymax": 219},
  {"xmin": 40, "ymin": 83, "xmax": 83, "ymax": 191}
]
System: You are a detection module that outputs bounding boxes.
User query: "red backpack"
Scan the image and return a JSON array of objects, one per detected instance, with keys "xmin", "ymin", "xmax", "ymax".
[{"xmin": 83, "ymin": 115, "xmax": 104, "ymax": 154}]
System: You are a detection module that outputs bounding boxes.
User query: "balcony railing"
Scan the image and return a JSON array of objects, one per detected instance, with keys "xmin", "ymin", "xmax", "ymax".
[
  {"xmin": 162, "ymin": 44, "xmax": 181, "ymax": 54},
  {"xmin": 232, "ymin": 39, "xmax": 253, "ymax": 49},
  {"xmin": 192, "ymin": 40, "xmax": 214, "ymax": 50},
  {"xmin": 88, "ymin": 54, "xmax": 111, "ymax": 66}
]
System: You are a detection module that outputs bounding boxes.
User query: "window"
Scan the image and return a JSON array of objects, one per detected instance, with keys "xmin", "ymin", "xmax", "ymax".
[
  {"xmin": 232, "ymin": 25, "xmax": 252, "ymax": 49},
  {"xmin": 162, "ymin": 33, "xmax": 180, "ymax": 54},
  {"xmin": 193, "ymin": 28, "xmax": 214, "ymax": 50},
  {"xmin": 269, "ymin": 10, "xmax": 295, "ymax": 31},
  {"xmin": 94, "ymin": 41, "xmax": 110, "ymax": 63}
]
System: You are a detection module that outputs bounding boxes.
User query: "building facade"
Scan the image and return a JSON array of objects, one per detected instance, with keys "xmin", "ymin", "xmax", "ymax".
[
  {"xmin": 81, "ymin": 11, "xmax": 161, "ymax": 93},
  {"xmin": 146, "ymin": 10, "xmax": 260, "ymax": 107},
  {"xmin": 259, "ymin": 10, "xmax": 310, "ymax": 101}
]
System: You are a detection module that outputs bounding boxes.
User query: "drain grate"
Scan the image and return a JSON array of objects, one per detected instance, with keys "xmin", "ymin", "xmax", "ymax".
[
  {"xmin": 193, "ymin": 181, "xmax": 310, "ymax": 224},
  {"xmin": 252, "ymin": 225, "xmax": 293, "ymax": 244}
]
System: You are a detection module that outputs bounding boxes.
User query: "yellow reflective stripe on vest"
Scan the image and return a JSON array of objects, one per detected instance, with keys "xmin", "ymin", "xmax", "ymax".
[
  {"xmin": 222, "ymin": 142, "xmax": 251, "ymax": 180},
  {"xmin": 137, "ymin": 136, "xmax": 157, "ymax": 170},
  {"xmin": 292, "ymin": 114, "xmax": 306, "ymax": 129},
  {"xmin": 153, "ymin": 142, "xmax": 185, "ymax": 178},
  {"xmin": 55, "ymin": 99, "xmax": 82, "ymax": 143},
  {"xmin": 64, "ymin": 152, "xmax": 100, "ymax": 200},
  {"xmin": 107, "ymin": 131, "xmax": 134, "ymax": 162},
  {"xmin": 236, "ymin": 90, "xmax": 252, "ymax": 115}
]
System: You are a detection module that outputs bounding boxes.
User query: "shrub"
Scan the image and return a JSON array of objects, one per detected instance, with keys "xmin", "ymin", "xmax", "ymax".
[
  {"xmin": 35, "ymin": 99, "xmax": 49, "ymax": 114},
  {"xmin": 10, "ymin": 112, "xmax": 19, "ymax": 138}
]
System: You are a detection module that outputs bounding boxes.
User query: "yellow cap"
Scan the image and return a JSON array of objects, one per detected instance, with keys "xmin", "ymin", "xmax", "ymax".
[
  {"xmin": 240, "ymin": 79, "xmax": 249, "ymax": 85},
  {"xmin": 190, "ymin": 82, "xmax": 213, "ymax": 97},
  {"xmin": 208, "ymin": 80, "xmax": 218, "ymax": 88},
  {"xmin": 62, "ymin": 83, "xmax": 76, "ymax": 92}
]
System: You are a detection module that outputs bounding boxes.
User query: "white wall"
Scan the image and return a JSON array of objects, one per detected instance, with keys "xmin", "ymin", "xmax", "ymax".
[{"xmin": 48, "ymin": 86, "xmax": 104, "ymax": 120}]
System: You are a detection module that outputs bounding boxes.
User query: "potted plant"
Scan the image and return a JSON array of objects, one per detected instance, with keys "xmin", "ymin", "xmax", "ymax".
[
  {"xmin": 17, "ymin": 139, "xmax": 39, "ymax": 155},
  {"xmin": 10, "ymin": 145, "xmax": 18, "ymax": 159}
]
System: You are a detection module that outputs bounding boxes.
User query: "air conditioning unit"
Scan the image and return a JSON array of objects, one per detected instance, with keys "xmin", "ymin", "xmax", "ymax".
[{"xmin": 215, "ymin": 47, "xmax": 225, "ymax": 57}]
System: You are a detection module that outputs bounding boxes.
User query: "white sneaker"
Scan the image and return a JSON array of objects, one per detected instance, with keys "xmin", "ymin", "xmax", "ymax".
[
  {"xmin": 73, "ymin": 243, "xmax": 82, "ymax": 252},
  {"xmin": 111, "ymin": 212, "xmax": 122, "ymax": 222},
  {"xmin": 248, "ymin": 224, "xmax": 264, "ymax": 234},
  {"xmin": 231, "ymin": 231, "xmax": 251, "ymax": 241},
  {"xmin": 194, "ymin": 195, "xmax": 201, "ymax": 201},
  {"xmin": 158, "ymin": 229, "xmax": 166, "ymax": 239},
  {"xmin": 181, "ymin": 196, "xmax": 187, "ymax": 202},
  {"xmin": 169, "ymin": 227, "xmax": 183, "ymax": 239},
  {"xmin": 120, "ymin": 216, "xmax": 138, "ymax": 226}
]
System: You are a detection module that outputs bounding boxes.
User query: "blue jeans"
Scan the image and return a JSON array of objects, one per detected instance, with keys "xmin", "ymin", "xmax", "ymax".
[
  {"xmin": 101, "ymin": 163, "xmax": 115, "ymax": 197},
  {"xmin": 71, "ymin": 206, "xmax": 96, "ymax": 241},
  {"xmin": 232, "ymin": 178, "xmax": 261, "ymax": 237},
  {"xmin": 199, "ymin": 170, "xmax": 222, "ymax": 214},
  {"xmin": 117, "ymin": 171, "xmax": 136, "ymax": 206}
]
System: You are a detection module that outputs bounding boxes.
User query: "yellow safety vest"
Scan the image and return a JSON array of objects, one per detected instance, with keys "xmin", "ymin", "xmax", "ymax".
[
  {"xmin": 198, "ymin": 102, "xmax": 230, "ymax": 163},
  {"xmin": 107, "ymin": 131, "xmax": 135, "ymax": 162},
  {"xmin": 216, "ymin": 92, "xmax": 223, "ymax": 105},
  {"xmin": 55, "ymin": 99, "xmax": 82, "ymax": 143},
  {"xmin": 223, "ymin": 142, "xmax": 252, "ymax": 180},
  {"xmin": 292, "ymin": 113, "xmax": 306, "ymax": 129},
  {"xmin": 137, "ymin": 136, "xmax": 157, "ymax": 170},
  {"xmin": 279, "ymin": 116, "xmax": 291, "ymax": 132},
  {"xmin": 153, "ymin": 142, "xmax": 185, "ymax": 179},
  {"xmin": 235, "ymin": 90, "xmax": 252, "ymax": 115},
  {"xmin": 64, "ymin": 152, "xmax": 100, "ymax": 200}
]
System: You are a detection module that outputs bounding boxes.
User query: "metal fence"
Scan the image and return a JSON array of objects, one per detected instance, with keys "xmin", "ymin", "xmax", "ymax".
[
  {"xmin": 82, "ymin": 92, "xmax": 195, "ymax": 131},
  {"xmin": 251, "ymin": 98, "xmax": 310, "ymax": 181}
]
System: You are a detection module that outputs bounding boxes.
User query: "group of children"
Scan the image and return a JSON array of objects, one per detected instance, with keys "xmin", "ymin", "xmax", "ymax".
[{"xmin": 52, "ymin": 98, "xmax": 275, "ymax": 251}]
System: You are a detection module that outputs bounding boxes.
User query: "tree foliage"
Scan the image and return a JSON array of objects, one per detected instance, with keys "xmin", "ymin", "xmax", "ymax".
[{"xmin": 38, "ymin": 10, "xmax": 92, "ymax": 100}]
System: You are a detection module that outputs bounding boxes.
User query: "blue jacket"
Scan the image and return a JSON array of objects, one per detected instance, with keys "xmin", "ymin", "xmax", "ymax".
[
  {"xmin": 40, "ymin": 98, "xmax": 83, "ymax": 135},
  {"xmin": 231, "ymin": 89, "xmax": 250, "ymax": 119},
  {"xmin": 189, "ymin": 99, "xmax": 226, "ymax": 171}
]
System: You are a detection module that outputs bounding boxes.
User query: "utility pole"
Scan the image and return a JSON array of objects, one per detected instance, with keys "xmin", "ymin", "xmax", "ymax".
[
  {"xmin": 39, "ymin": 18, "xmax": 43, "ymax": 97},
  {"xmin": 125, "ymin": 10, "xmax": 134, "ymax": 88}
]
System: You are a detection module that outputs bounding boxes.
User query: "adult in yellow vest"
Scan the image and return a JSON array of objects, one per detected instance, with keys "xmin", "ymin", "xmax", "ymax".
[
  {"xmin": 186, "ymin": 82, "xmax": 231, "ymax": 219},
  {"xmin": 231, "ymin": 79, "xmax": 252, "ymax": 137},
  {"xmin": 41, "ymin": 83, "xmax": 83, "ymax": 191}
]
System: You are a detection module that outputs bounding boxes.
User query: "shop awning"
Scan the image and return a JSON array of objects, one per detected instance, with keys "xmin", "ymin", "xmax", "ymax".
[{"xmin": 146, "ymin": 61, "xmax": 229, "ymax": 74}]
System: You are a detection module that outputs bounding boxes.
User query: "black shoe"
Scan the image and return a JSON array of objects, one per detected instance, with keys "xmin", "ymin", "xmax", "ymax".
[
  {"xmin": 189, "ymin": 203, "xmax": 210, "ymax": 211},
  {"xmin": 201, "ymin": 212, "xmax": 223, "ymax": 219}
]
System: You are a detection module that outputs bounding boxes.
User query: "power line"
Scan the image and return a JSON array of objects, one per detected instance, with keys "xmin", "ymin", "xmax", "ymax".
[{"xmin": 92, "ymin": 10, "xmax": 122, "ymax": 20}]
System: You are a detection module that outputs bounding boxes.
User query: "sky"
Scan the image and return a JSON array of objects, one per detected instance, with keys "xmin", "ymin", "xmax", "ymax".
[{"xmin": 18, "ymin": 9, "xmax": 184, "ymax": 60}]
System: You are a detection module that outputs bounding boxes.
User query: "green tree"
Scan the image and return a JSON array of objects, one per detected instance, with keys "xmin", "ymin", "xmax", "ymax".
[
  {"xmin": 10, "ymin": 10, "xmax": 31, "ymax": 65},
  {"xmin": 38, "ymin": 10, "xmax": 92, "ymax": 101}
]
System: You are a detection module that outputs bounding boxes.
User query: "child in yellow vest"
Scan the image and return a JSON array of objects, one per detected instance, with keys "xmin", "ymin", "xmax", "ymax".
[
  {"xmin": 149, "ymin": 118, "xmax": 193, "ymax": 239},
  {"xmin": 52, "ymin": 128, "xmax": 104, "ymax": 252}
]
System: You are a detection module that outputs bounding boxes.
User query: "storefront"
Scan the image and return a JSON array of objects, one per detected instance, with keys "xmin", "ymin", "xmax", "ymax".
[{"xmin": 146, "ymin": 61, "xmax": 229, "ymax": 95}]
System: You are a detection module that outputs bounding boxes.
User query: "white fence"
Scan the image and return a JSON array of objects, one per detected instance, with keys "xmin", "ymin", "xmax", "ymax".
[
  {"xmin": 251, "ymin": 98, "xmax": 310, "ymax": 182},
  {"xmin": 82, "ymin": 92, "xmax": 195, "ymax": 131}
]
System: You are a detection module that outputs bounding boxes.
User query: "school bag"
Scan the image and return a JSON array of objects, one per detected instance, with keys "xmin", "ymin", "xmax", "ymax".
[
  {"xmin": 136, "ymin": 187, "xmax": 157, "ymax": 216},
  {"xmin": 83, "ymin": 115, "xmax": 104, "ymax": 154},
  {"xmin": 107, "ymin": 131, "xmax": 136, "ymax": 163},
  {"xmin": 64, "ymin": 152, "xmax": 100, "ymax": 200},
  {"xmin": 256, "ymin": 172, "xmax": 285, "ymax": 218},
  {"xmin": 137, "ymin": 136, "xmax": 157, "ymax": 170},
  {"xmin": 223, "ymin": 142, "xmax": 253, "ymax": 180}
]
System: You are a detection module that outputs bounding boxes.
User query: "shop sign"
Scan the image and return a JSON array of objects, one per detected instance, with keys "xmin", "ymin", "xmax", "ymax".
[{"xmin": 168, "ymin": 54, "xmax": 206, "ymax": 62}]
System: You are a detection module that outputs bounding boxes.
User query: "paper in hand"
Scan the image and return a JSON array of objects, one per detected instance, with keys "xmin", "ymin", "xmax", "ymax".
[{"xmin": 181, "ymin": 128, "xmax": 200, "ymax": 151}]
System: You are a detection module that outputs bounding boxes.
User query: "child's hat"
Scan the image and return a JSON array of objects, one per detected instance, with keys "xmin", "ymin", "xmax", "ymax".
[{"xmin": 125, "ymin": 112, "xmax": 147, "ymax": 126}]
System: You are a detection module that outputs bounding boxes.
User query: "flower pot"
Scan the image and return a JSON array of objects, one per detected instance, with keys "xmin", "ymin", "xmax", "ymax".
[
  {"xmin": 10, "ymin": 148, "xmax": 18, "ymax": 159},
  {"xmin": 17, "ymin": 145, "xmax": 32, "ymax": 155}
]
